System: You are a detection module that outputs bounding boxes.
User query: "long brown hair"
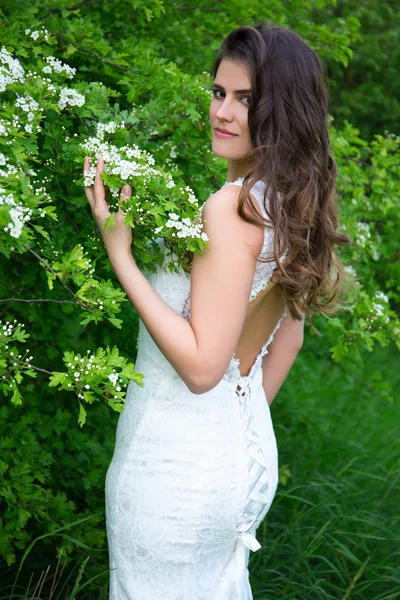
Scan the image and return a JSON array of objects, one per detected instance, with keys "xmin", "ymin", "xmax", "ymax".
[{"xmin": 211, "ymin": 24, "xmax": 352, "ymax": 324}]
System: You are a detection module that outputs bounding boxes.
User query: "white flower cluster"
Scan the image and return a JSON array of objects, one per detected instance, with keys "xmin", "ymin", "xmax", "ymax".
[
  {"xmin": 0, "ymin": 148, "xmax": 19, "ymax": 179},
  {"xmin": 1, "ymin": 189, "xmax": 33, "ymax": 238},
  {"xmin": 344, "ymin": 264, "xmax": 357, "ymax": 279},
  {"xmin": 1, "ymin": 319, "xmax": 20, "ymax": 338},
  {"xmin": 80, "ymin": 124, "xmax": 205, "ymax": 242},
  {"xmin": 58, "ymin": 87, "xmax": 85, "ymax": 110},
  {"xmin": 83, "ymin": 165, "xmax": 97, "ymax": 187},
  {"xmin": 108, "ymin": 372, "xmax": 118, "ymax": 385},
  {"xmin": 366, "ymin": 290, "xmax": 390, "ymax": 325},
  {"xmin": 355, "ymin": 221, "xmax": 371, "ymax": 248},
  {"xmin": 165, "ymin": 210, "xmax": 208, "ymax": 241},
  {"xmin": 42, "ymin": 56, "xmax": 76, "ymax": 78},
  {"xmin": 184, "ymin": 184, "xmax": 197, "ymax": 205},
  {"xmin": 15, "ymin": 95, "xmax": 39, "ymax": 116},
  {"xmin": 96, "ymin": 121, "xmax": 121, "ymax": 140},
  {"xmin": 13, "ymin": 95, "xmax": 42, "ymax": 134},
  {"xmin": 0, "ymin": 46, "xmax": 25, "ymax": 92},
  {"xmin": 126, "ymin": 145, "xmax": 155, "ymax": 165},
  {"xmin": 0, "ymin": 321, "xmax": 33, "ymax": 379},
  {"xmin": 66, "ymin": 351, "xmax": 101, "ymax": 398},
  {"xmin": 370, "ymin": 245, "xmax": 380, "ymax": 261},
  {"xmin": 81, "ymin": 134, "xmax": 159, "ymax": 196},
  {"xmin": 68, "ymin": 353, "xmax": 97, "ymax": 373},
  {"xmin": 25, "ymin": 26, "xmax": 50, "ymax": 42},
  {"xmin": 108, "ymin": 371, "xmax": 122, "ymax": 392},
  {"xmin": 0, "ymin": 156, "xmax": 17, "ymax": 177}
]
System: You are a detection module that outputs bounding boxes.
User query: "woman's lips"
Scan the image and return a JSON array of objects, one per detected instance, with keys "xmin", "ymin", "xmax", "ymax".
[{"xmin": 215, "ymin": 128, "xmax": 238, "ymax": 139}]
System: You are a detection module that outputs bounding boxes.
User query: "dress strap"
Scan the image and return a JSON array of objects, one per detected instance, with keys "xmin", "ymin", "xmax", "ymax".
[{"xmin": 222, "ymin": 177, "xmax": 244, "ymax": 188}]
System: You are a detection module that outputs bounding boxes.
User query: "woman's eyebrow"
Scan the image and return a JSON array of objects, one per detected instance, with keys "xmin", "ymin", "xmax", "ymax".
[{"xmin": 212, "ymin": 83, "xmax": 252, "ymax": 94}]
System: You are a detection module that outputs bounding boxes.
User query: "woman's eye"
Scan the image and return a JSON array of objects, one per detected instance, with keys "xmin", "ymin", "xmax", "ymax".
[
  {"xmin": 212, "ymin": 89, "xmax": 224, "ymax": 99},
  {"xmin": 211, "ymin": 89, "xmax": 251, "ymax": 105}
]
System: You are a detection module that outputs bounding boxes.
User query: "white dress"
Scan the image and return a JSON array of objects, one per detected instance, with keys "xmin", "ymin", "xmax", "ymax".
[{"xmin": 105, "ymin": 178, "xmax": 288, "ymax": 599}]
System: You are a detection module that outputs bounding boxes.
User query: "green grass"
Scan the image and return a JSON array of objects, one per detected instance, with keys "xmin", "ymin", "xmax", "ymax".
[{"xmin": 251, "ymin": 338, "xmax": 400, "ymax": 599}]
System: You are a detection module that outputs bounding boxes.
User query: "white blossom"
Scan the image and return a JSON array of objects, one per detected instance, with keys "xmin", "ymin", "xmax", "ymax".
[
  {"xmin": 42, "ymin": 56, "xmax": 76, "ymax": 78},
  {"xmin": 1, "ymin": 191, "xmax": 33, "ymax": 238},
  {"xmin": 355, "ymin": 221, "xmax": 371, "ymax": 248},
  {"xmin": 108, "ymin": 373, "xmax": 119, "ymax": 385},
  {"xmin": 58, "ymin": 87, "xmax": 85, "ymax": 110},
  {"xmin": 0, "ymin": 47, "xmax": 25, "ymax": 92}
]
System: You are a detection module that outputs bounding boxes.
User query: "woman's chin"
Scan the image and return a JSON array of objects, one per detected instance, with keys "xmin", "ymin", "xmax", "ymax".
[{"xmin": 211, "ymin": 144, "xmax": 240, "ymax": 160}]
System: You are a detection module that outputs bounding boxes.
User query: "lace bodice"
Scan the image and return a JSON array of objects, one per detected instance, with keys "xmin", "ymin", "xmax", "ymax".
[{"xmin": 224, "ymin": 177, "xmax": 286, "ymax": 303}]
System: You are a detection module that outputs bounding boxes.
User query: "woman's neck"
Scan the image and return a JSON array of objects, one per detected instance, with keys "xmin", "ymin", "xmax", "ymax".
[{"xmin": 226, "ymin": 157, "xmax": 253, "ymax": 182}]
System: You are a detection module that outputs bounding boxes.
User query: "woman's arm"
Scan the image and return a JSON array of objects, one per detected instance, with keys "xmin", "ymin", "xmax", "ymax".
[
  {"xmin": 262, "ymin": 310, "xmax": 305, "ymax": 406},
  {"xmin": 84, "ymin": 158, "xmax": 264, "ymax": 395}
]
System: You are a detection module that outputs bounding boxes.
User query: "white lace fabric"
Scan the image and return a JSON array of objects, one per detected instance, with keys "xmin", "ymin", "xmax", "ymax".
[{"xmin": 105, "ymin": 177, "xmax": 288, "ymax": 599}]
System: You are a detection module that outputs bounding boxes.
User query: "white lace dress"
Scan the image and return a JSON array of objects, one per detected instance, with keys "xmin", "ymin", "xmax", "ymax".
[{"xmin": 105, "ymin": 178, "xmax": 288, "ymax": 599}]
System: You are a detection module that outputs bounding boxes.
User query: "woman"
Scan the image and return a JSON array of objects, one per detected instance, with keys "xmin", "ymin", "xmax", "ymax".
[{"xmin": 84, "ymin": 24, "xmax": 350, "ymax": 600}]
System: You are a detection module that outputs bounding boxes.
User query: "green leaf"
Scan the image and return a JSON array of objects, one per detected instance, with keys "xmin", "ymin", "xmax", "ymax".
[
  {"xmin": 107, "ymin": 317, "xmax": 123, "ymax": 328},
  {"xmin": 49, "ymin": 372, "xmax": 67, "ymax": 387},
  {"xmin": 83, "ymin": 391, "xmax": 94, "ymax": 404},
  {"xmin": 104, "ymin": 215, "xmax": 115, "ymax": 230},
  {"xmin": 78, "ymin": 401, "xmax": 87, "ymax": 428},
  {"xmin": 11, "ymin": 386, "xmax": 22, "ymax": 406}
]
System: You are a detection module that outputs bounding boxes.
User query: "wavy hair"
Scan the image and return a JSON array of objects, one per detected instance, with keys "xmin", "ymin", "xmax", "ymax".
[{"xmin": 211, "ymin": 24, "xmax": 352, "ymax": 324}]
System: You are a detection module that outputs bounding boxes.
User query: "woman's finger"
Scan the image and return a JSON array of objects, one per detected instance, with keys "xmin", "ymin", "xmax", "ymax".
[
  {"xmin": 93, "ymin": 157, "xmax": 109, "ymax": 217},
  {"xmin": 83, "ymin": 156, "xmax": 95, "ymax": 208}
]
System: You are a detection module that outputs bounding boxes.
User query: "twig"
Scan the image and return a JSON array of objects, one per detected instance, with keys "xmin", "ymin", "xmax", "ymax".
[
  {"xmin": 177, "ymin": 6, "xmax": 222, "ymax": 10},
  {"xmin": 64, "ymin": 209, "xmax": 81, "ymax": 233},
  {"xmin": 41, "ymin": 0, "xmax": 103, "ymax": 18},
  {"xmin": 51, "ymin": 32, "xmax": 143, "ymax": 76},
  {"xmin": 22, "ymin": 245, "xmax": 88, "ymax": 310},
  {"xmin": 19, "ymin": 360, "xmax": 53, "ymax": 376},
  {"xmin": 0, "ymin": 297, "xmax": 77, "ymax": 305}
]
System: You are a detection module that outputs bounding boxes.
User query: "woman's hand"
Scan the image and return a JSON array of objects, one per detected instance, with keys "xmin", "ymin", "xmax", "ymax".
[{"xmin": 83, "ymin": 156, "xmax": 133, "ymax": 261}]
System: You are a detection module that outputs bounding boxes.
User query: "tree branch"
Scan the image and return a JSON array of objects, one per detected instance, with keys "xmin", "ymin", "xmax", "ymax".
[
  {"xmin": 19, "ymin": 361, "xmax": 53, "ymax": 376},
  {"xmin": 177, "ymin": 7, "xmax": 222, "ymax": 11},
  {"xmin": 22, "ymin": 245, "xmax": 89, "ymax": 310},
  {"xmin": 50, "ymin": 32, "xmax": 143, "ymax": 76},
  {"xmin": 42, "ymin": 0, "xmax": 104, "ymax": 18},
  {"xmin": 0, "ymin": 297, "xmax": 78, "ymax": 305}
]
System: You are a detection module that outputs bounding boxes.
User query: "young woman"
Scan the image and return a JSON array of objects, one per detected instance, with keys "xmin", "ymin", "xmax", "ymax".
[{"xmin": 84, "ymin": 23, "xmax": 350, "ymax": 600}]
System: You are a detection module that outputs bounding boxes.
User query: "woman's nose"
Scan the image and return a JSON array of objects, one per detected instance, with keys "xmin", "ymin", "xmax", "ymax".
[{"xmin": 215, "ymin": 98, "xmax": 234, "ymax": 122}]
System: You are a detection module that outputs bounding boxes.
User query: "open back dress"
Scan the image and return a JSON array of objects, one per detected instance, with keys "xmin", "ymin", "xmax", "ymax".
[{"xmin": 105, "ymin": 177, "xmax": 288, "ymax": 599}]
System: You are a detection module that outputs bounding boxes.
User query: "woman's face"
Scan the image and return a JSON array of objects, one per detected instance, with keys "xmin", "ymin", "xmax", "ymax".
[{"xmin": 209, "ymin": 58, "xmax": 252, "ymax": 161}]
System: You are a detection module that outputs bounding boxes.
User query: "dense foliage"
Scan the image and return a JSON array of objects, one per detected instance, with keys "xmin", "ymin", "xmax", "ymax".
[{"xmin": 0, "ymin": 0, "xmax": 399, "ymax": 597}]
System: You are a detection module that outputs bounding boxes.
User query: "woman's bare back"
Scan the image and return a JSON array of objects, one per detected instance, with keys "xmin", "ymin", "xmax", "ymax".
[{"xmin": 234, "ymin": 281, "xmax": 286, "ymax": 377}]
